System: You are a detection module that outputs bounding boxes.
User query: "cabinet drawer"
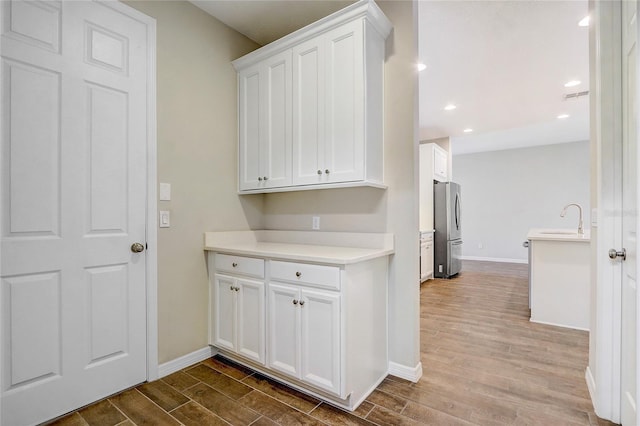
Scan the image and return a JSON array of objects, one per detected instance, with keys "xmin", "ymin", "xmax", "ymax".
[
  {"xmin": 420, "ymin": 232, "xmax": 433, "ymax": 242},
  {"xmin": 215, "ymin": 253, "xmax": 264, "ymax": 278},
  {"xmin": 270, "ymin": 261, "xmax": 340, "ymax": 290}
]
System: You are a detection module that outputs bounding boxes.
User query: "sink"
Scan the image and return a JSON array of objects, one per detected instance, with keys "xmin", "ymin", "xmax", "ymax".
[{"xmin": 539, "ymin": 231, "xmax": 578, "ymax": 235}]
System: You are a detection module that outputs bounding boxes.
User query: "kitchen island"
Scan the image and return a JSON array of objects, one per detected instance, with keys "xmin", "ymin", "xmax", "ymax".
[
  {"xmin": 527, "ymin": 229, "xmax": 590, "ymax": 330},
  {"xmin": 204, "ymin": 230, "xmax": 394, "ymax": 411}
]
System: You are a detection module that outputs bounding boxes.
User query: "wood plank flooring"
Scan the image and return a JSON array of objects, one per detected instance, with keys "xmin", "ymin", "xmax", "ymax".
[{"xmin": 45, "ymin": 260, "xmax": 615, "ymax": 425}]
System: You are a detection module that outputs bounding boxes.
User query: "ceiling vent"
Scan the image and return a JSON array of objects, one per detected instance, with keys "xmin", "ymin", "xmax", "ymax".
[{"xmin": 564, "ymin": 90, "xmax": 589, "ymax": 100}]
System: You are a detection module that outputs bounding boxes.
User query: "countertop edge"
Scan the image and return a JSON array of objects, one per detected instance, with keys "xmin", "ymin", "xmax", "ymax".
[
  {"xmin": 203, "ymin": 230, "xmax": 395, "ymax": 265},
  {"xmin": 527, "ymin": 228, "xmax": 591, "ymax": 243},
  {"xmin": 204, "ymin": 245, "xmax": 394, "ymax": 265}
]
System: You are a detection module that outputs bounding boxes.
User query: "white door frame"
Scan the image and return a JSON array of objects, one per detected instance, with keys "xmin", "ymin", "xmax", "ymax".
[
  {"xmin": 134, "ymin": 1, "xmax": 159, "ymax": 384},
  {"xmin": 588, "ymin": 0, "xmax": 639, "ymax": 423},
  {"xmin": 106, "ymin": 0, "xmax": 159, "ymax": 383},
  {"xmin": 0, "ymin": 1, "xmax": 158, "ymax": 421}
]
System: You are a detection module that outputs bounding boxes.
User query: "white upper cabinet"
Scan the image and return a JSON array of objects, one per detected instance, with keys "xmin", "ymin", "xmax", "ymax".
[
  {"xmin": 233, "ymin": 1, "xmax": 392, "ymax": 193},
  {"xmin": 293, "ymin": 20, "xmax": 365, "ymax": 185},
  {"xmin": 238, "ymin": 51, "xmax": 292, "ymax": 190},
  {"xmin": 433, "ymin": 144, "xmax": 448, "ymax": 182}
]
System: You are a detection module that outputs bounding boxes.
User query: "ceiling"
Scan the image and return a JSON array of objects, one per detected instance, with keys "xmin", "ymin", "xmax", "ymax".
[{"xmin": 191, "ymin": 0, "xmax": 590, "ymax": 155}]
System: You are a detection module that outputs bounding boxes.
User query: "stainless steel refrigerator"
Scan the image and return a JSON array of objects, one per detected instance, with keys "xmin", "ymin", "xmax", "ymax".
[{"xmin": 434, "ymin": 181, "xmax": 462, "ymax": 278}]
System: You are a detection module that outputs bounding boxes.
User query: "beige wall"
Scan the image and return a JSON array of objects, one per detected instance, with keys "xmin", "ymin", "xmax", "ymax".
[
  {"xmin": 125, "ymin": 1, "xmax": 262, "ymax": 364},
  {"xmin": 263, "ymin": 0, "xmax": 421, "ymax": 371},
  {"xmin": 126, "ymin": 0, "xmax": 420, "ymax": 371}
]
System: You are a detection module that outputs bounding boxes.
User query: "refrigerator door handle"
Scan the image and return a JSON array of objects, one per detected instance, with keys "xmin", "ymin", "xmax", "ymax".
[{"xmin": 455, "ymin": 194, "xmax": 461, "ymax": 230}]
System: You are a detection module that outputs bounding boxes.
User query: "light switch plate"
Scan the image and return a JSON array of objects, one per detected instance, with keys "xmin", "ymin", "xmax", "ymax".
[
  {"xmin": 159, "ymin": 183, "xmax": 171, "ymax": 201},
  {"xmin": 159, "ymin": 210, "xmax": 170, "ymax": 228}
]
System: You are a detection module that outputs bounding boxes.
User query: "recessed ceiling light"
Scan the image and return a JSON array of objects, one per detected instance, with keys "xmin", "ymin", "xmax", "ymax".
[
  {"xmin": 463, "ymin": 128, "xmax": 473, "ymax": 133},
  {"xmin": 417, "ymin": 63, "xmax": 427, "ymax": 71},
  {"xmin": 564, "ymin": 80, "xmax": 581, "ymax": 87},
  {"xmin": 444, "ymin": 104, "xmax": 457, "ymax": 111},
  {"xmin": 578, "ymin": 16, "xmax": 590, "ymax": 27},
  {"xmin": 558, "ymin": 114, "xmax": 570, "ymax": 119}
]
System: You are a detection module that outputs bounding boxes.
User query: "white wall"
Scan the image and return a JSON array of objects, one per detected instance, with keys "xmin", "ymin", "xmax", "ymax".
[{"xmin": 452, "ymin": 140, "xmax": 590, "ymax": 262}]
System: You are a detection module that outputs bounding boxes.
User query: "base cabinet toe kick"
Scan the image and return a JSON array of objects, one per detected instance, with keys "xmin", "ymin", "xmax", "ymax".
[{"xmin": 206, "ymin": 251, "xmax": 390, "ymax": 411}]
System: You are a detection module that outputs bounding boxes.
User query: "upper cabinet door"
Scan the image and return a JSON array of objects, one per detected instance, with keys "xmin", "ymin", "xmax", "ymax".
[
  {"xmin": 433, "ymin": 145, "xmax": 448, "ymax": 182},
  {"xmin": 262, "ymin": 51, "xmax": 292, "ymax": 188},
  {"xmin": 323, "ymin": 20, "xmax": 365, "ymax": 183},
  {"xmin": 238, "ymin": 64, "xmax": 263, "ymax": 190},
  {"xmin": 239, "ymin": 52, "xmax": 292, "ymax": 190},
  {"xmin": 292, "ymin": 37, "xmax": 325, "ymax": 185}
]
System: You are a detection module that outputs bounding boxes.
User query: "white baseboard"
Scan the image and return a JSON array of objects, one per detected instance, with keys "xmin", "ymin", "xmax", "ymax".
[
  {"xmin": 529, "ymin": 318, "xmax": 589, "ymax": 332},
  {"xmin": 157, "ymin": 346, "xmax": 217, "ymax": 379},
  {"xmin": 388, "ymin": 361, "xmax": 422, "ymax": 383},
  {"xmin": 461, "ymin": 256, "xmax": 528, "ymax": 264},
  {"xmin": 585, "ymin": 366, "xmax": 598, "ymax": 414}
]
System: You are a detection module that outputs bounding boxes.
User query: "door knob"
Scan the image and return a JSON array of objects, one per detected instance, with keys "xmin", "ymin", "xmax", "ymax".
[
  {"xmin": 609, "ymin": 248, "xmax": 626, "ymax": 260},
  {"xmin": 131, "ymin": 242, "xmax": 145, "ymax": 253}
]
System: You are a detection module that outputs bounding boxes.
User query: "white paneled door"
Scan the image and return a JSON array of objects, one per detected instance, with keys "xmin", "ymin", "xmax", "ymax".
[{"xmin": 0, "ymin": 1, "xmax": 152, "ymax": 425}]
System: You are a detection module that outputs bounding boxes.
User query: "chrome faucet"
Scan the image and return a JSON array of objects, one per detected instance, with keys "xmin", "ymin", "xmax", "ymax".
[{"xmin": 560, "ymin": 203, "xmax": 584, "ymax": 235}]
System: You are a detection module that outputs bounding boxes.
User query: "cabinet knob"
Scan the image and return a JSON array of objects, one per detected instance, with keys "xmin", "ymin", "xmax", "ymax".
[
  {"xmin": 232, "ymin": 262, "xmax": 238, "ymax": 267},
  {"xmin": 235, "ymin": 286, "xmax": 240, "ymax": 291},
  {"xmin": 263, "ymin": 176, "xmax": 268, "ymax": 181},
  {"xmin": 258, "ymin": 177, "xmax": 262, "ymax": 181},
  {"xmin": 229, "ymin": 285, "xmax": 234, "ymax": 291},
  {"xmin": 299, "ymin": 300, "xmax": 305, "ymax": 306},
  {"xmin": 325, "ymin": 169, "xmax": 330, "ymax": 174},
  {"xmin": 317, "ymin": 170, "xmax": 322, "ymax": 175},
  {"xmin": 292, "ymin": 299, "xmax": 299, "ymax": 305},
  {"xmin": 295, "ymin": 271, "xmax": 301, "ymax": 277}
]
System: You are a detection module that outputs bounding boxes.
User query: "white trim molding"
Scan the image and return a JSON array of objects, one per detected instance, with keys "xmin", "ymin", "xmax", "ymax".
[
  {"xmin": 589, "ymin": 0, "xmax": 623, "ymax": 423},
  {"xmin": 388, "ymin": 361, "xmax": 423, "ymax": 383},
  {"xmin": 158, "ymin": 346, "xmax": 217, "ymax": 379}
]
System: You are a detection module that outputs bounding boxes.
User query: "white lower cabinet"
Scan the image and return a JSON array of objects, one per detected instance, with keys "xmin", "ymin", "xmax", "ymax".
[
  {"xmin": 208, "ymin": 250, "xmax": 388, "ymax": 411},
  {"xmin": 212, "ymin": 274, "xmax": 265, "ymax": 364},
  {"xmin": 211, "ymin": 269, "xmax": 265, "ymax": 365},
  {"xmin": 268, "ymin": 282, "xmax": 341, "ymax": 396}
]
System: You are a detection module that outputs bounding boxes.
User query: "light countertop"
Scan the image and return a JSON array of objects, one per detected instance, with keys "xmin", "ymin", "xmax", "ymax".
[
  {"xmin": 527, "ymin": 228, "xmax": 591, "ymax": 243},
  {"xmin": 204, "ymin": 230, "xmax": 394, "ymax": 265}
]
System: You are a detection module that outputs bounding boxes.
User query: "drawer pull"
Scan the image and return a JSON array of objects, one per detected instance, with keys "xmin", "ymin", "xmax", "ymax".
[
  {"xmin": 292, "ymin": 299, "xmax": 299, "ymax": 305},
  {"xmin": 232, "ymin": 262, "xmax": 238, "ymax": 267},
  {"xmin": 295, "ymin": 271, "xmax": 302, "ymax": 278}
]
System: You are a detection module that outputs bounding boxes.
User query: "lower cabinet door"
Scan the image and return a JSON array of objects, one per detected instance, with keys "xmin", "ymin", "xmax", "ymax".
[
  {"xmin": 213, "ymin": 274, "xmax": 237, "ymax": 352},
  {"xmin": 300, "ymin": 288, "xmax": 341, "ymax": 395},
  {"xmin": 268, "ymin": 283, "xmax": 300, "ymax": 378},
  {"xmin": 236, "ymin": 278, "xmax": 266, "ymax": 364}
]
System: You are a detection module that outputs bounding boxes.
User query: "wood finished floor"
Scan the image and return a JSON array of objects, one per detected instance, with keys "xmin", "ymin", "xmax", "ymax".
[{"xmin": 45, "ymin": 261, "xmax": 615, "ymax": 426}]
